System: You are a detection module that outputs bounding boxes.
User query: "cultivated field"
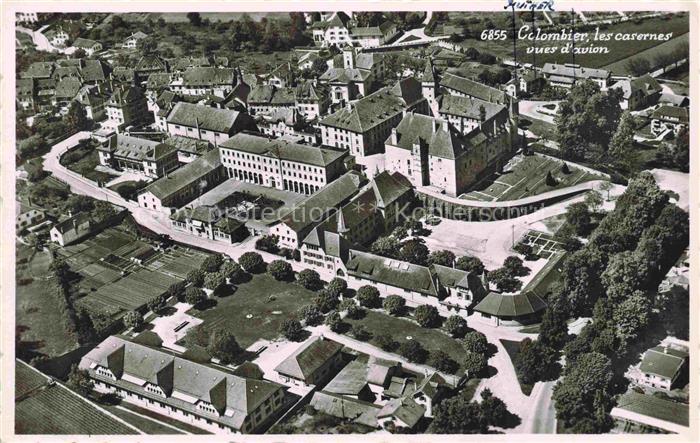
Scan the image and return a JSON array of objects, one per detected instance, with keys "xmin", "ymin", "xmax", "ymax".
[
  {"xmin": 189, "ymin": 274, "xmax": 317, "ymax": 349},
  {"xmin": 460, "ymin": 155, "xmax": 601, "ymax": 202},
  {"xmin": 603, "ymin": 33, "xmax": 689, "ymax": 75}
]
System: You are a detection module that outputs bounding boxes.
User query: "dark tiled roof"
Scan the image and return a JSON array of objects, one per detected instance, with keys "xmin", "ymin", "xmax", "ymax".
[
  {"xmin": 389, "ymin": 113, "xmax": 469, "ymax": 160},
  {"xmin": 108, "ymin": 85, "xmax": 145, "ymax": 106},
  {"xmin": 146, "ymin": 73, "xmax": 172, "ymax": 90},
  {"xmin": 309, "ymin": 391, "xmax": 379, "ymax": 428},
  {"xmin": 274, "ymin": 337, "xmax": 343, "ymax": 381},
  {"xmin": 166, "ymin": 102, "xmax": 252, "ymax": 133},
  {"xmin": 439, "ymin": 94, "xmax": 506, "ymax": 121},
  {"xmin": 639, "ymin": 346, "xmax": 688, "ymax": 380},
  {"xmin": 377, "ymin": 397, "xmax": 425, "ymax": 428},
  {"xmin": 652, "ymin": 105, "xmax": 689, "ymax": 123},
  {"xmin": 248, "ymin": 85, "xmax": 295, "ymax": 105},
  {"xmin": 220, "ymin": 132, "xmax": 346, "ymax": 167},
  {"xmin": 327, "ymin": 12, "xmax": 352, "ymax": 28},
  {"xmin": 295, "ymin": 80, "xmax": 328, "ymax": 101},
  {"xmin": 321, "ymin": 77, "xmax": 425, "ymax": 132},
  {"xmin": 441, "ymin": 72, "xmax": 507, "ymax": 104},
  {"xmin": 319, "ymin": 67, "xmax": 372, "ymax": 84},
  {"xmin": 614, "ymin": 392, "xmax": 689, "ymax": 427},
  {"xmin": 142, "ymin": 149, "xmax": 222, "ymax": 200},
  {"xmin": 22, "ymin": 61, "xmax": 54, "ymax": 79},
  {"xmin": 134, "ymin": 54, "xmax": 168, "ymax": 72},
  {"xmin": 324, "ymin": 360, "xmax": 369, "ymax": 395},
  {"xmin": 542, "ymin": 63, "xmax": 610, "ymax": 80},
  {"xmin": 53, "ymin": 211, "xmax": 93, "ymax": 235},
  {"xmin": 73, "ymin": 37, "xmax": 100, "ymax": 49},
  {"xmin": 473, "ymin": 291, "xmax": 546, "ymax": 317},
  {"xmin": 79, "ymin": 335, "xmax": 284, "ymax": 430},
  {"xmin": 16, "ymin": 78, "xmax": 34, "ymax": 96},
  {"xmin": 100, "ymin": 134, "xmax": 177, "ymax": 163},
  {"xmin": 370, "ymin": 170, "xmax": 413, "ymax": 208},
  {"xmin": 54, "ymin": 77, "xmax": 83, "ymax": 99},
  {"xmin": 181, "ymin": 67, "xmax": 236, "ymax": 87},
  {"xmin": 345, "ymin": 250, "xmax": 439, "ymax": 297}
]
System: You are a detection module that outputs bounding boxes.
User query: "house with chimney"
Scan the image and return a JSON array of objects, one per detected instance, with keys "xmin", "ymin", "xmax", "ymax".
[
  {"xmin": 79, "ymin": 335, "xmax": 287, "ymax": 434},
  {"xmin": 49, "ymin": 212, "xmax": 96, "ymax": 246},
  {"xmin": 97, "ymin": 134, "xmax": 180, "ymax": 178}
]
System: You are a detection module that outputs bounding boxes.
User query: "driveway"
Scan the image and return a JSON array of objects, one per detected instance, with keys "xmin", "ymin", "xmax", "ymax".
[
  {"xmin": 149, "ymin": 302, "xmax": 202, "ymax": 352},
  {"xmin": 520, "ymin": 100, "xmax": 559, "ymax": 125}
]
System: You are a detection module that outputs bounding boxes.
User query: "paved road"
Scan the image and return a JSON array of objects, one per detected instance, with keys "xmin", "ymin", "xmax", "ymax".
[
  {"xmin": 519, "ymin": 100, "xmax": 558, "ymax": 125},
  {"xmin": 17, "ymin": 25, "xmax": 70, "ymax": 54}
]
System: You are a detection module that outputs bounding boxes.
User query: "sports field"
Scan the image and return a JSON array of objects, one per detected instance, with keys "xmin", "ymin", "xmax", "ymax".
[{"xmin": 460, "ymin": 155, "xmax": 602, "ymax": 202}]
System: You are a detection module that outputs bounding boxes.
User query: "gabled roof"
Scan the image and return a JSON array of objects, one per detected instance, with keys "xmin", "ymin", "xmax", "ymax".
[
  {"xmin": 274, "ymin": 336, "xmax": 343, "ymax": 381},
  {"xmin": 309, "ymin": 391, "xmax": 380, "ymax": 428},
  {"xmin": 321, "ymin": 78, "xmax": 425, "ymax": 133},
  {"xmin": 125, "ymin": 31, "xmax": 148, "ymax": 41},
  {"xmin": 345, "ymin": 250, "xmax": 439, "ymax": 297},
  {"xmin": 389, "ymin": 113, "xmax": 469, "ymax": 160},
  {"xmin": 324, "ymin": 360, "xmax": 370, "ymax": 395},
  {"xmin": 326, "ymin": 11, "xmax": 352, "ymax": 29},
  {"xmin": 542, "ymin": 63, "xmax": 610, "ymax": 80},
  {"xmin": 73, "ymin": 37, "xmax": 101, "ymax": 49},
  {"xmin": 54, "ymin": 77, "xmax": 83, "ymax": 99},
  {"xmin": 639, "ymin": 346, "xmax": 688, "ymax": 380},
  {"xmin": 441, "ymin": 72, "xmax": 507, "ymax": 104},
  {"xmin": 52, "ymin": 211, "xmax": 93, "ymax": 235},
  {"xmin": 220, "ymin": 132, "xmax": 346, "ymax": 167},
  {"xmin": 134, "ymin": 54, "xmax": 168, "ymax": 72},
  {"xmin": 100, "ymin": 134, "xmax": 178, "ymax": 163},
  {"xmin": 613, "ymin": 391, "xmax": 689, "ymax": 428},
  {"xmin": 377, "ymin": 397, "xmax": 425, "ymax": 428},
  {"xmin": 180, "ymin": 67, "xmax": 236, "ymax": 87},
  {"xmin": 473, "ymin": 290, "xmax": 546, "ymax": 317},
  {"xmin": 652, "ymin": 105, "xmax": 689, "ymax": 123},
  {"xmin": 146, "ymin": 73, "xmax": 172, "ymax": 90},
  {"xmin": 439, "ymin": 94, "xmax": 506, "ymax": 122},
  {"xmin": 295, "ymin": 80, "xmax": 328, "ymax": 101},
  {"xmin": 108, "ymin": 85, "xmax": 145, "ymax": 106},
  {"xmin": 23, "ymin": 61, "xmax": 54, "ymax": 79},
  {"xmin": 611, "ymin": 74, "xmax": 662, "ymax": 100},
  {"xmin": 370, "ymin": 170, "xmax": 412, "ymax": 208},
  {"xmin": 142, "ymin": 149, "xmax": 222, "ymax": 200},
  {"xmin": 248, "ymin": 85, "xmax": 296, "ymax": 105},
  {"xmin": 166, "ymin": 102, "xmax": 252, "ymax": 133},
  {"xmin": 319, "ymin": 67, "xmax": 372, "ymax": 84}
]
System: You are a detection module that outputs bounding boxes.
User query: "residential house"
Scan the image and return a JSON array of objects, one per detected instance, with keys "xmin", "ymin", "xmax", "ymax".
[
  {"xmin": 518, "ymin": 69, "xmax": 547, "ymax": 95},
  {"xmin": 123, "ymin": 31, "xmax": 148, "ymax": 49},
  {"xmin": 16, "ymin": 12, "xmax": 39, "ymax": 23},
  {"xmin": 311, "ymin": 12, "xmax": 398, "ymax": 48},
  {"xmin": 21, "ymin": 61, "xmax": 55, "ymax": 79},
  {"xmin": 102, "ymin": 85, "xmax": 149, "ymax": 134},
  {"xmin": 53, "ymin": 77, "xmax": 83, "ymax": 113},
  {"xmin": 274, "ymin": 336, "xmax": 345, "ymax": 386},
  {"xmin": 377, "ymin": 397, "xmax": 425, "ymax": 431},
  {"xmin": 165, "ymin": 102, "xmax": 257, "ymax": 146},
  {"xmin": 266, "ymin": 62, "xmax": 295, "ymax": 88},
  {"xmin": 72, "ymin": 37, "xmax": 103, "ymax": 56},
  {"xmin": 79, "ymin": 335, "xmax": 287, "ymax": 434},
  {"xmin": 49, "ymin": 212, "xmax": 95, "ymax": 246},
  {"xmin": 320, "ymin": 77, "xmax": 430, "ymax": 164},
  {"xmin": 16, "ymin": 78, "xmax": 36, "ymax": 111},
  {"xmin": 75, "ymin": 85, "xmax": 108, "ymax": 121},
  {"xmin": 138, "ymin": 149, "xmax": 225, "ymax": 214},
  {"xmin": 628, "ymin": 345, "xmax": 688, "ymax": 391},
  {"xmin": 651, "ymin": 106, "xmax": 689, "ymax": 136},
  {"xmin": 541, "ymin": 63, "xmax": 611, "ymax": 90},
  {"xmin": 609, "ymin": 74, "xmax": 662, "ymax": 110},
  {"xmin": 170, "ymin": 67, "xmax": 238, "ymax": 98},
  {"xmin": 16, "ymin": 208, "xmax": 46, "ymax": 233},
  {"xmin": 152, "ymin": 90, "xmax": 181, "ymax": 131},
  {"xmin": 145, "ymin": 73, "xmax": 173, "ymax": 110},
  {"xmin": 219, "ymin": 132, "xmax": 347, "ymax": 195},
  {"xmin": 295, "ymin": 79, "xmax": 330, "ymax": 120},
  {"xmin": 97, "ymin": 134, "xmax": 180, "ymax": 178},
  {"xmin": 247, "ymin": 85, "xmax": 296, "ymax": 116},
  {"xmin": 309, "ymin": 391, "xmax": 380, "ymax": 428},
  {"xmin": 45, "ymin": 27, "xmax": 69, "ymax": 47},
  {"xmin": 133, "ymin": 54, "xmax": 168, "ymax": 84}
]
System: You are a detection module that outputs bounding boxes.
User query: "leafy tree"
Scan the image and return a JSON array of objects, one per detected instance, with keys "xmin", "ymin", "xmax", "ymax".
[
  {"xmin": 539, "ymin": 304, "xmax": 569, "ymax": 349},
  {"xmin": 601, "ymin": 251, "xmax": 648, "ymax": 302},
  {"xmin": 203, "ymin": 272, "xmax": 225, "ymax": 292},
  {"xmin": 400, "ymin": 239, "xmax": 429, "ymax": 265},
  {"xmin": 67, "ymin": 364, "xmax": 93, "ymax": 397},
  {"xmin": 268, "ymin": 259, "xmax": 293, "ymax": 281},
  {"xmin": 668, "ymin": 127, "xmax": 689, "ymax": 172},
  {"xmin": 351, "ymin": 325, "xmax": 372, "ymax": 341},
  {"xmin": 370, "ymin": 235, "xmax": 401, "ymax": 258},
  {"xmin": 456, "ymin": 255, "xmax": 485, "ymax": 274},
  {"xmin": 357, "ymin": 285, "xmax": 381, "ymax": 308},
  {"xmin": 64, "ymin": 101, "xmax": 89, "ymax": 132},
  {"xmin": 626, "ymin": 57, "xmax": 651, "ymax": 76},
  {"xmin": 346, "ymin": 303, "xmax": 365, "ymax": 320},
  {"xmin": 487, "ymin": 267, "xmax": 522, "ymax": 293},
  {"xmin": 187, "ymin": 12, "xmax": 202, "ymax": 26},
  {"xmin": 555, "ymin": 80, "xmax": 622, "ymax": 161},
  {"xmin": 297, "ymin": 269, "xmax": 322, "ymax": 290},
  {"xmin": 255, "ymin": 235, "xmax": 279, "ymax": 253},
  {"xmin": 612, "ymin": 291, "xmax": 651, "ymax": 346},
  {"xmin": 429, "ymin": 390, "xmax": 485, "ymax": 433},
  {"xmin": 428, "ymin": 249, "xmax": 456, "ymax": 267},
  {"xmin": 374, "ymin": 333, "xmax": 398, "ymax": 351},
  {"xmin": 444, "ymin": 315, "xmax": 469, "ymax": 338},
  {"xmin": 200, "ymin": 254, "xmax": 224, "ymax": 273},
  {"xmin": 565, "ymin": 202, "xmax": 592, "ymax": 236},
  {"xmin": 326, "ymin": 277, "xmax": 347, "ymax": 298},
  {"xmin": 545, "ymin": 170, "xmax": 557, "ymax": 186},
  {"xmin": 392, "ymin": 225, "xmax": 408, "ymax": 240},
  {"xmin": 429, "ymin": 350, "xmax": 458, "ymax": 374},
  {"xmin": 515, "ymin": 339, "xmax": 560, "ymax": 385},
  {"xmin": 299, "ymin": 305, "xmax": 323, "ymax": 326},
  {"xmin": 279, "ymin": 319, "xmax": 304, "ymax": 341},
  {"xmin": 462, "ymin": 331, "xmax": 489, "ymax": 354},
  {"xmin": 314, "ymin": 290, "xmax": 339, "ymax": 313},
  {"xmin": 123, "ymin": 311, "xmax": 144, "ymax": 330},
  {"xmin": 207, "ymin": 328, "xmax": 241, "ymax": 364},
  {"xmin": 503, "ymin": 256, "xmax": 530, "ymax": 277},
  {"xmin": 399, "ymin": 340, "xmax": 427, "ymax": 363},
  {"xmin": 383, "ymin": 295, "xmax": 405, "ymax": 316},
  {"xmin": 561, "ymin": 248, "xmax": 606, "ymax": 314},
  {"xmin": 184, "ymin": 287, "xmax": 207, "ymax": 306},
  {"xmin": 186, "ymin": 269, "xmax": 205, "ymax": 287},
  {"xmin": 239, "ymin": 251, "xmax": 264, "ymax": 273},
  {"xmin": 585, "ymin": 190, "xmax": 604, "ymax": 213},
  {"xmin": 463, "ymin": 351, "xmax": 487, "ymax": 378},
  {"xmin": 324, "ymin": 310, "xmax": 343, "ymax": 332},
  {"xmin": 414, "ymin": 305, "xmax": 440, "ymax": 328},
  {"xmin": 220, "ymin": 260, "xmax": 242, "ymax": 281},
  {"xmin": 479, "ymin": 389, "xmax": 510, "ymax": 427},
  {"xmin": 608, "ymin": 111, "xmax": 635, "ymax": 165}
]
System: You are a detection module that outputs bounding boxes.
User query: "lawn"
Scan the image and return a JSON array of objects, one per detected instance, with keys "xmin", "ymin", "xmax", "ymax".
[
  {"xmin": 520, "ymin": 117, "xmax": 557, "ymax": 141},
  {"xmin": 499, "ymin": 339, "xmax": 534, "ymax": 396},
  {"xmin": 460, "ymin": 154, "xmax": 602, "ymax": 202},
  {"xmin": 63, "ymin": 149, "xmax": 117, "ymax": 185},
  {"xmin": 270, "ymin": 409, "xmax": 375, "ymax": 434},
  {"xmin": 603, "ymin": 33, "xmax": 689, "ymax": 75},
  {"xmin": 16, "ymin": 246, "xmax": 78, "ymax": 358},
  {"xmin": 189, "ymin": 274, "xmax": 318, "ymax": 349},
  {"xmin": 343, "ymin": 310, "xmax": 468, "ymax": 373},
  {"xmin": 108, "ymin": 402, "xmax": 211, "ymax": 434},
  {"xmin": 102, "ymin": 405, "xmax": 184, "ymax": 434}
]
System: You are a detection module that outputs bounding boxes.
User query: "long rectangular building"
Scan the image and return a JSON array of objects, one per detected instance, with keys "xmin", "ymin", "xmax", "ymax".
[
  {"xmin": 79, "ymin": 336, "xmax": 286, "ymax": 434},
  {"xmin": 219, "ymin": 132, "xmax": 347, "ymax": 195}
]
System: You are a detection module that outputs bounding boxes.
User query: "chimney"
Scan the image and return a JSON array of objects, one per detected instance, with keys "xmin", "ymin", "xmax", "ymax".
[
  {"xmin": 390, "ymin": 127, "xmax": 397, "ymax": 144},
  {"xmin": 664, "ymin": 347, "xmax": 668, "ymax": 354}
]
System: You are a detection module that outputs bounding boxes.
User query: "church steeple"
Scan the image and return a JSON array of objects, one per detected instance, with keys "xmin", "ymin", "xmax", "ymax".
[{"xmin": 337, "ymin": 209, "xmax": 349, "ymax": 234}]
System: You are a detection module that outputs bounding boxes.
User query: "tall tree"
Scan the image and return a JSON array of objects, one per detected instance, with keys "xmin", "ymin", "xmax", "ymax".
[{"xmin": 608, "ymin": 111, "xmax": 635, "ymax": 166}]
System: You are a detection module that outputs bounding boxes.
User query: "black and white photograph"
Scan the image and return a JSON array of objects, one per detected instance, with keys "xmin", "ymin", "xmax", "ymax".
[{"xmin": 3, "ymin": 2, "xmax": 695, "ymax": 439}]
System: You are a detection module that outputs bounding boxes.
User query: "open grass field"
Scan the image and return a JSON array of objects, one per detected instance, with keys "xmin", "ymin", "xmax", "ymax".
[
  {"xmin": 190, "ymin": 274, "xmax": 317, "ymax": 349},
  {"xmin": 460, "ymin": 155, "xmax": 602, "ymax": 202},
  {"xmin": 343, "ymin": 310, "xmax": 468, "ymax": 373},
  {"xmin": 603, "ymin": 33, "xmax": 689, "ymax": 75},
  {"xmin": 16, "ymin": 246, "xmax": 78, "ymax": 357},
  {"xmin": 15, "ymin": 362, "xmax": 138, "ymax": 435},
  {"xmin": 101, "ymin": 405, "xmax": 184, "ymax": 434}
]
